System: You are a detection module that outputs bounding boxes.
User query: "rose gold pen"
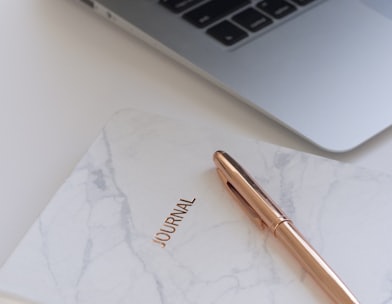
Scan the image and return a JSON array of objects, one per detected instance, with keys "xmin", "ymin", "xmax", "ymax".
[{"xmin": 213, "ymin": 151, "xmax": 359, "ymax": 304}]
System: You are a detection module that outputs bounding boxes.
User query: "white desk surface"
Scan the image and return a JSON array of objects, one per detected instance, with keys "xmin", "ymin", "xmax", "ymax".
[{"xmin": 1, "ymin": 0, "xmax": 392, "ymax": 266}]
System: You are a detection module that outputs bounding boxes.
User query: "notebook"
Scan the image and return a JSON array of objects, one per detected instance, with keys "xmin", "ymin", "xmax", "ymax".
[
  {"xmin": 1, "ymin": 108, "xmax": 392, "ymax": 303},
  {"xmin": 76, "ymin": 0, "xmax": 392, "ymax": 152}
]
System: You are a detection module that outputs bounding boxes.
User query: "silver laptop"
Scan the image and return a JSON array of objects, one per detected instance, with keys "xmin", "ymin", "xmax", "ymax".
[{"xmin": 78, "ymin": 0, "xmax": 392, "ymax": 152}]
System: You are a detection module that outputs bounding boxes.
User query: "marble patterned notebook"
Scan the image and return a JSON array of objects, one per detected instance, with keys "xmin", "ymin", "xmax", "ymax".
[{"xmin": 1, "ymin": 109, "xmax": 392, "ymax": 304}]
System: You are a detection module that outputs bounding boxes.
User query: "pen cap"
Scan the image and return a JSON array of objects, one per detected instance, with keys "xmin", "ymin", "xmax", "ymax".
[
  {"xmin": 213, "ymin": 151, "xmax": 288, "ymax": 232},
  {"xmin": 216, "ymin": 167, "xmax": 265, "ymax": 230}
]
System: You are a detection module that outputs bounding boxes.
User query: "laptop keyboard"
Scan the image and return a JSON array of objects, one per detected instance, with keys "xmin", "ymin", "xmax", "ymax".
[{"xmin": 160, "ymin": 0, "xmax": 318, "ymax": 46}]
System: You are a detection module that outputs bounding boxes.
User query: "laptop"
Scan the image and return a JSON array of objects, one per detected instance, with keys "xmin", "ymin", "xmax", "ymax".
[{"xmin": 78, "ymin": 0, "xmax": 392, "ymax": 152}]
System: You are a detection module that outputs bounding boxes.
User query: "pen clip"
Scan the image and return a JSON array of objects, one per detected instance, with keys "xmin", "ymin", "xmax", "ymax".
[{"xmin": 216, "ymin": 168, "xmax": 265, "ymax": 230}]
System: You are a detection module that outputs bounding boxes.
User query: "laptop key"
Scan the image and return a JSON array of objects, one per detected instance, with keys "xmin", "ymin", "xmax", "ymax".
[
  {"xmin": 256, "ymin": 0, "xmax": 297, "ymax": 19},
  {"xmin": 183, "ymin": 0, "xmax": 250, "ymax": 28},
  {"xmin": 291, "ymin": 0, "xmax": 315, "ymax": 5},
  {"xmin": 233, "ymin": 8, "xmax": 273, "ymax": 32},
  {"xmin": 207, "ymin": 20, "xmax": 248, "ymax": 46},
  {"xmin": 159, "ymin": 0, "xmax": 204, "ymax": 13}
]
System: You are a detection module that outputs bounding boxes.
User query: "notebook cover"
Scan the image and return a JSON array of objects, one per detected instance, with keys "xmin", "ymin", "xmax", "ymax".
[{"xmin": 0, "ymin": 109, "xmax": 391, "ymax": 303}]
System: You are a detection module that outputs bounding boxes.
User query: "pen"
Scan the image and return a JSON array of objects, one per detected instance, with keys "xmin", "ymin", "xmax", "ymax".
[{"xmin": 213, "ymin": 150, "xmax": 359, "ymax": 304}]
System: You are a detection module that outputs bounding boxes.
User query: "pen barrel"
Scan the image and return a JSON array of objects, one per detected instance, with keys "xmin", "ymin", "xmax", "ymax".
[{"xmin": 275, "ymin": 221, "xmax": 359, "ymax": 304}]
